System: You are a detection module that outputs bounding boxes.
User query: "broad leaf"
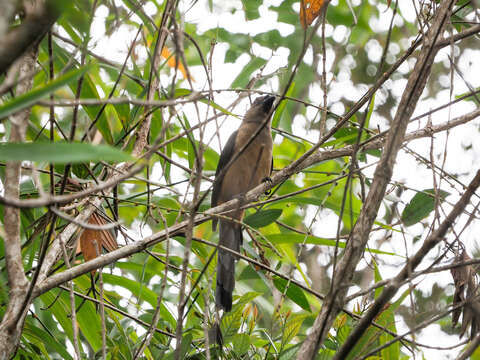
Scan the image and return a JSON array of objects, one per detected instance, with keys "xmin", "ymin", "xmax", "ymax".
[
  {"xmin": 0, "ymin": 142, "xmax": 132, "ymax": 163},
  {"xmin": 244, "ymin": 208, "xmax": 282, "ymax": 228},
  {"xmin": 401, "ymin": 189, "xmax": 450, "ymax": 226}
]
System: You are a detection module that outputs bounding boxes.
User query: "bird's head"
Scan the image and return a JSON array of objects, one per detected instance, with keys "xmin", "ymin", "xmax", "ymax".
[{"xmin": 243, "ymin": 95, "xmax": 275, "ymax": 124}]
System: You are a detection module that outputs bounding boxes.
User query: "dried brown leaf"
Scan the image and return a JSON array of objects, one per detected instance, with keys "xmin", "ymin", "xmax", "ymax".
[
  {"xmin": 79, "ymin": 211, "xmax": 118, "ymax": 275},
  {"xmin": 91, "ymin": 212, "xmax": 118, "ymax": 252}
]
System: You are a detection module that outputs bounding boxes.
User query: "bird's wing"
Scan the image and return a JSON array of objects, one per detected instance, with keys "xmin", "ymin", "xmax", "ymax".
[{"xmin": 212, "ymin": 130, "xmax": 238, "ymax": 216}]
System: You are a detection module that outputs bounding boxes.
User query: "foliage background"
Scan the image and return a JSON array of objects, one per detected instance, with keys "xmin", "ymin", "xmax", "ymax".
[{"xmin": 0, "ymin": 0, "xmax": 480, "ymax": 359}]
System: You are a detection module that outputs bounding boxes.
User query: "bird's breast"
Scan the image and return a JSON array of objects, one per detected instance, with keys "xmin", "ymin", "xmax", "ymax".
[{"xmin": 218, "ymin": 126, "xmax": 272, "ymax": 202}]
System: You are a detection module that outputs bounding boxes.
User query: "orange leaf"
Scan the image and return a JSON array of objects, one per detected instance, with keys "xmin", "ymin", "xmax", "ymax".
[
  {"xmin": 300, "ymin": 0, "xmax": 325, "ymax": 29},
  {"xmin": 161, "ymin": 47, "xmax": 194, "ymax": 81}
]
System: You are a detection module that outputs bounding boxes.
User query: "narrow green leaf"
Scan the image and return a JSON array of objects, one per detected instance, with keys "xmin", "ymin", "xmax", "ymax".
[
  {"xmin": 179, "ymin": 333, "xmax": 193, "ymax": 359},
  {"xmin": 0, "ymin": 142, "xmax": 132, "ymax": 163},
  {"xmin": 272, "ymin": 83, "xmax": 295, "ymax": 130},
  {"xmin": 401, "ymin": 189, "xmax": 450, "ymax": 226},
  {"xmin": 39, "ymin": 292, "xmax": 74, "ymax": 345},
  {"xmin": 221, "ymin": 292, "xmax": 261, "ymax": 340},
  {"xmin": 373, "ymin": 260, "xmax": 383, "ymax": 299},
  {"xmin": 164, "ymin": 333, "xmax": 193, "ymax": 359},
  {"xmin": 39, "ymin": 289, "xmax": 101, "ymax": 352},
  {"xmin": 323, "ymin": 131, "xmax": 358, "ymax": 147},
  {"xmin": 75, "ymin": 293, "xmax": 102, "ymax": 352},
  {"xmin": 364, "ymin": 92, "xmax": 375, "ymax": 130},
  {"xmin": 266, "ymin": 233, "xmax": 398, "ymax": 257},
  {"xmin": 244, "ymin": 209, "xmax": 282, "ymax": 228},
  {"xmin": 0, "ymin": 65, "xmax": 90, "ymax": 119},
  {"xmin": 378, "ymin": 305, "xmax": 400, "ymax": 360},
  {"xmin": 181, "ymin": 115, "xmax": 195, "ymax": 169},
  {"xmin": 272, "ymin": 276, "xmax": 310, "ymax": 312}
]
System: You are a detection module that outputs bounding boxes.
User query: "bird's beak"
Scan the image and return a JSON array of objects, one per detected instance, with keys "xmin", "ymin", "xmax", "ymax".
[{"xmin": 261, "ymin": 95, "xmax": 275, "ymax": 113}]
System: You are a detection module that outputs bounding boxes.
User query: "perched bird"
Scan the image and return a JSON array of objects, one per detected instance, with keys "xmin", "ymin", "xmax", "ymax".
[{"xmin": 211, "ymin": 95, "xmax": 275, "ymax": 312}]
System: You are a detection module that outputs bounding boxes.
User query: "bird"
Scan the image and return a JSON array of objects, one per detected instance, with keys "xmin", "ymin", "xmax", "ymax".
[{"xmin": 211, "ymin": 95, "xmax": 275, "ymax": 312}]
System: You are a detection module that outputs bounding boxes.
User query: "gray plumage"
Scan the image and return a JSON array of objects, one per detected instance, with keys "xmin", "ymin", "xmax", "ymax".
[{"xmin": 212, "ymin": 95, "xmax": 275, "ymax": 312}]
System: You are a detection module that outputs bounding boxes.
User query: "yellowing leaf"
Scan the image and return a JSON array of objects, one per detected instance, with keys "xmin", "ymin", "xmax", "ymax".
[
  {"xmin": 300, "ymin": 0, "xmax": 325, "ymax": 29},
  {"xmin": 161, "ymin": 47, "xmax": 193, "ymax": 81}
]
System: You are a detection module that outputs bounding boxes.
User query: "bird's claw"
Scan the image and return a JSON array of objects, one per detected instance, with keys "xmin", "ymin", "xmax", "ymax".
[{"xmin": 261, "ymin": 176, "xmax": 273, "ymax": 195}]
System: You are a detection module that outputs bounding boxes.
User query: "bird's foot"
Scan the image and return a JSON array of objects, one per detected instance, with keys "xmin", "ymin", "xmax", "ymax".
[{"xmin": 261, "ymin": 176, "xmax": 273, "ymax": 195}]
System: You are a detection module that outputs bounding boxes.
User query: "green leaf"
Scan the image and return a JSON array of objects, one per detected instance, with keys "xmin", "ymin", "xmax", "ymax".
[
  {"xmin": 231, "ymin": 57, "xmax": 267, "ymax": 88},
  {"xmin": 373, "ymin": 260, "xmax": 383, "ymax": 299},
  {"xmin": 272, "ymin": 276, "xmax": 310, "ymax": 312},
  {"xmin": 221, "ymin": 292, "xmax": 261, "ymax": 340},
  {"xmin": 102, "ymin": 273, "xmax": 176, "ymax": 327},
  {"xmin": 179, "ymin": 333, "xmax": 193, "ymax": 359},
  {"xmin": 164, "ymin": 333, "xmax": 193, "ymax": 360},
  {"xmin": 377, "ymin": 305, "xmax": 399, "ymax": 360},
  {"xmin": 379, "ymin": 287, "xmax": 412, "ymax": 360},
  {"xmin": 39, "ymin": 288, "xmax": 102, "ymax": 352},
  {"xmin": 232, "ymin": 333, "xmax": 250, "ymax": 355},
  {"xmin": 221, "ymin": 307, "xmax": 243, "ymax": 340},
  {"xmin": 76, "ymin": 294, "xmax": 103, "ymax": 352},
  {"xmin": 23, "ymin": 320, "xmax": 74, "ymax": 360},
  {"xmin": 364, "ymin": 92, "xmax": 375, "ymax": 130},
  {"xmin": 401, "ymin": 189, "xmax": 450, "ymax": 226},
  {"xmin": 282, "ymin": 314, "xmax": 307, "ymax": 346},
  {"xmin": 241, "ymin": 0, "xmax": 260, "ymax": 20},
  {"xmin": 272, "ymin": 83, "xmax": 295, "ymax": 132},
  {"xmin": 39, "ymin": 292, "xmax": 74, "ymax": 345},
  {"xmin": 231, "ymin": 291, "xmax": 262, "ymax": 312},
  {"xmin": 244, "ymin": 209, "xmax": 282, "ymax": 228},
  {"xmin": 279, "ymin": 343, "xmax": 302, "ymax": 360},
  {"xmin": 0, "ymin": 65, "xmax": 90, "ymax": 119},
  {"xmin": 266, "ymin": 233, "xmax": 398, "ymax": 257},
  {"xmin": 42, "ymin": 41, "xmax": 116, "ymax": 143},
  {"xmin": 0, "ymin": 142, "xmax": 133, "ymax": 163}
]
